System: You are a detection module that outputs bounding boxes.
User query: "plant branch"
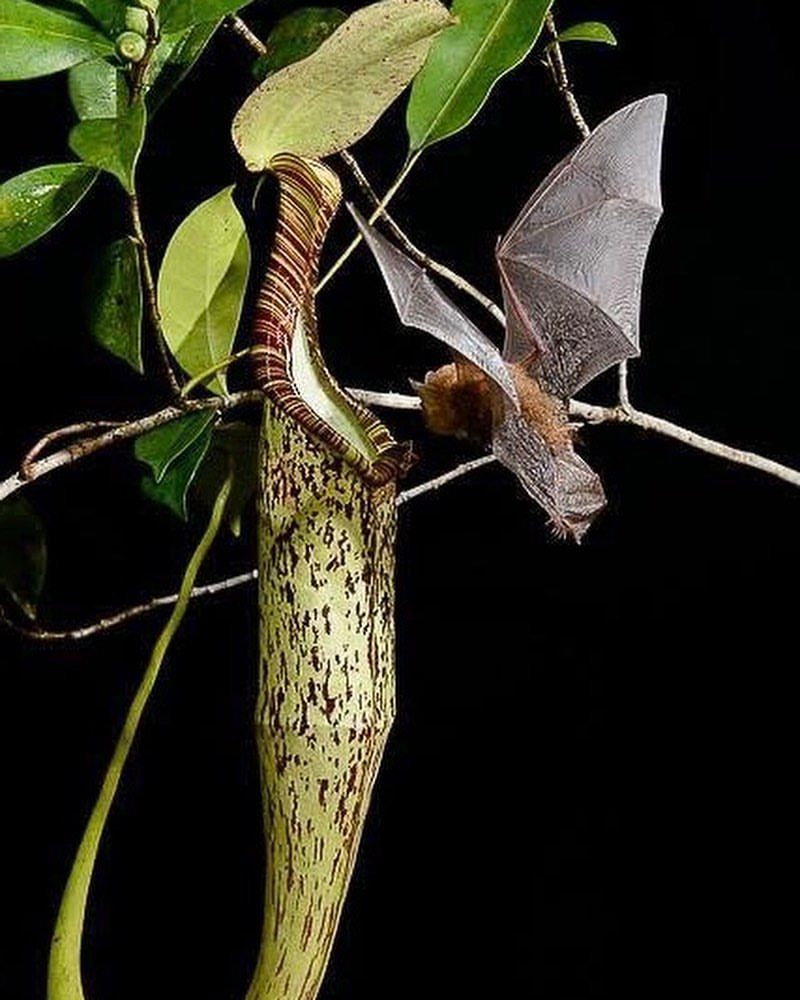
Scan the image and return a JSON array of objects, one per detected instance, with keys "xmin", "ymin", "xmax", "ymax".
[
  {"xmin": 338, "ymin": 151, "xmax": 506, "ymax": 325},
  {"xmin": 0, "ymin": 391, "xmax": 262, "ymax": 504},
  {"xmin": 226, "ymin": 13, "xmax": 267, "ymax": 55},
  {"xmin": 396, "ymin": 454, "xmax": 497, "ymax": 506},
  {"xmin": 129, "ymin": 193, "xmax": 182, "ymax": 396},
  {"xmin": 1, "ymin": 570, "xmax": 258, "ymax": 643},
  {"xmin": 7, "ymin": 386, "xmax": 799, "ymax": 643},
  {"xmin": 317, "ymin": 152, "xmax": 422, "ymax": 293},
  {"xmin": 354, "ymin": 388, "xmax": 800, "ymax": 488},
  {"xmin": 20, "ymin": 421, "xmax": 124, "ymax": 479},
  {"xmin": 543, "ymin": 12, "xmax": 591, "ymax": 139}
]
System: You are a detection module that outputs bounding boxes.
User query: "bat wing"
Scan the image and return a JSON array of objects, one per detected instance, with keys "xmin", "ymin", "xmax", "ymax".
[
  {"xmin": 496, "ymin": 94, "xmax": 667, "ymax": 398},
  {"xmin": 492, "ymin": 411, "xmax": 606, "ymax": 543},
  {"xmin": 349, "ymin": 205, "xmax": 519, "ymax": 408}
]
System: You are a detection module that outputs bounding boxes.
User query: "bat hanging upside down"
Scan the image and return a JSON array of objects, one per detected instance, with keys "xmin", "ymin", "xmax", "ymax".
[{"xmin": 352, "ymin": 94, "xmax": 667, "ymax": 542}]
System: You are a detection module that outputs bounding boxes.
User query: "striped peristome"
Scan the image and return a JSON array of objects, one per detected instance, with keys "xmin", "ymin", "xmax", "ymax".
[{"xmin": 248, "ymin": 153, "xmax": 409, "ymax": 1000}]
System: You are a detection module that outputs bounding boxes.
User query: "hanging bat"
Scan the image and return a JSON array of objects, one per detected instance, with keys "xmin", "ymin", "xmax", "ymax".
[{"xmin": 352, "ymin": 94, "xmax": 667, "ymax": 541}]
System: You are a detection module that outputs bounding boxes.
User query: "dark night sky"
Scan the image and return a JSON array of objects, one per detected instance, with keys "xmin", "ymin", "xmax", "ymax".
[{"xmin": 1, "ymin": 2, "xmax": 798, "ymax": 998}]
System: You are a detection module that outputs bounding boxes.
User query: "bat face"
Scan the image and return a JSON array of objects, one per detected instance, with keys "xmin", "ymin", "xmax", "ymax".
[{"xmin": 354, "ymin": 95, "xmax": 667, "ymax": 541}]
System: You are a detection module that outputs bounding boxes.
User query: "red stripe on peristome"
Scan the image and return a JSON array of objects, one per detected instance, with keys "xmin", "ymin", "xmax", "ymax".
[{"xmin": 252, "ymin": 153, "xmax": 411, "ymax": 486}]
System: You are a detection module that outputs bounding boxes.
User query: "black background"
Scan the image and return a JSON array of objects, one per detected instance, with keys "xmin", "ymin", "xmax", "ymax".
[{"xmin": 1, "ymin": 2, "xmax": 798, "ymax": 998}]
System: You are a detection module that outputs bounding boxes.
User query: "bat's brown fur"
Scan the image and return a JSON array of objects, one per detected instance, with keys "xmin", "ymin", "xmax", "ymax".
[{"xmin": 415, "ymin": 361, "xmax": 572, "ymax": 452}]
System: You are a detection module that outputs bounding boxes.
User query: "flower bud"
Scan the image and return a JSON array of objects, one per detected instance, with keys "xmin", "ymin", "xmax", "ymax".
[
  {"xmin": 124, "ymin": 6, "xmax": 149, "ymax": 36},
  {"xmin": 136, "ymin": 0, "xmax": 160, "ymax": 14},
  {"xmin": 116, "ymin": 30, "xmax": 148, "ymax": 63}
]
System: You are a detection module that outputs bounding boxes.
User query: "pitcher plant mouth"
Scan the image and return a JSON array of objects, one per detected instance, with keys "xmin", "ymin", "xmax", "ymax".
[{"xmin": 252, "ymin": 152, "xmax": 412, "ymax": 487}]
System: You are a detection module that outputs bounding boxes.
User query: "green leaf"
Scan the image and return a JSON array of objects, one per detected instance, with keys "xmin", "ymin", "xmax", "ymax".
[
  {"xmin": 68, "ymin": 57, "xmax": 125, "ymax": 119},
  {"xmin": 0, "ymin": 496, "xmax": 46, "ymax": 620},
  {"xmin": 232, "ymin": 0, "xmax": 452, "ymax": 171},
  {"xmin": 157, "ymin": 185, "xmax": 251, "ymax": 395},
  {"xmin": 88, "ymin": 237, "xmax": 143, "ymax": 372},
  {"xmin": 141, "ymin": 423, "xmax": 214, "ymax": 518},
  {"xmin": 68, "ymin": 98, "xmax": 147, "ymax": 194},
  {"xmin": 0, "ymin": 0, "xmax": 114, "ymax": 80},
  {"xmin": 556, "ymin": 21, "xmax": 617, "ymax": 47},
  {"xmin": 135, "ymin": 410, "xmax": 217, "ymax": 482},
  {"xmin": 193, "ymin": 421, "xmax": 258, "ymax": 535},
  {"xmin": 68, "ymin": 22, "xmax": 219, "ymax": 118},
  {"xmin": 0, "ymin": 162, "xmax": 97, "ymax": 258},
  {"xmin": 251, "ymin": 6, "xmax": 347, "ymax": 81},
  {"xmin": 68, "ymin": 0, "xmax": 126, "ymax": 35},
  {"xmin": 407, "ymin": 0, "xmax": 553, "ymax": 152},
  {"xmin": 144, "ymin": 20, "xmax": 219, "ymax": 110},
  {"xmin": 160, "ymin": 0, "xmax": 249, "ymax": 33}
]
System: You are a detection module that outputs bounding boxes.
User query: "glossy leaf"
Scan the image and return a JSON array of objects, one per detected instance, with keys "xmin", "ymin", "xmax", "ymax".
[
  {"xmin": 0, "ymin": 496, "xmax": 46, "ymax": 620},
  {"xmin": 407, "ymin": 0, "xmax": 553, "ymax": 152},
  {"xmin": 160, "ymin": 0, "xmax": 249, "ymax": 33},
  {"xmin": 232, "ymin": 0, "xmax": 451, "ymax": 170},
  {"xmin": 145, "ymin": 20, "xmax": 219, "ymax": 110},
  {"xmin": 0, "ymin": 0, "xmax": 114, "ymax": 80},
  {"xmin": 0, "ymin": 163, "xmax": 97, "ymax": 258},
  {"xmin": 68, "ymin": 98, "xmax": 146, "ymax": 193},
  {"xmin": 68, "ymin": 22, "xmax": 219, "ymax": 118},
  {"xmin": 157, "ymin": 186, "xmax": 251, "ymax": 395},
  {"xmin": 68, "ymin": 58, "xmax": 124, "ymax": 120},
  {"xmin": 141, "ymin": 424, "xmax": 214, "ymax": 518},
  {"xmin": 88, "ymin": 237, "xmax": 143, "ymax": 372},
  {"xmin": 135, "ymin": 410, "xmax": 217, "ymax": 482},
  {"xmin": 251, "ymin": 6, "xmax": 346, "ymax": 80},
  {"xmin": 193, "ymin": 421, "xmax": 258, "ymax": 535},
  {"xmin": 68, "ymin": 0, "xmax": 126, "ymax": 35},
  {"xmin": 556, "ymin": 21, "xmax": 617, "ymax": 47}
]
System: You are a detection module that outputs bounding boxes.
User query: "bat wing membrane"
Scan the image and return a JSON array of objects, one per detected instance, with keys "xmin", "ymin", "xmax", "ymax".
[
  {"xmin": 497, "ymin": 94, "xmax": 667, "ymax": 397},
  {"xmin": 492, "ymin": 412, "xmax": 606, "ymax": 542},
  {"xmin": 349, "ymin": 205, "xmax": 519, "ymax": 408}
]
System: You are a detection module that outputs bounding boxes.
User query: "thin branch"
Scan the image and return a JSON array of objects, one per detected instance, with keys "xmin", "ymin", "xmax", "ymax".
[
  {"xmin": 396, "ymin": 454, "xmax": 497, "ymax": 506},
  {"xmin": 317, "ymin": 152, "xmax": 423, "ymax": 293},
  {"xmin": 226, "ymin": 13, "xmax": 267, "ymax": 55},
  {"xmin": 618, "ymin": 360, "xmax": 631, "ymax": 410},
  {"xmin": 129, "ymin": 193, "xmax": 182, "ymax": 396},
  {"xmin": 348, "ymin": 387, "xmax": 422, "ymax": 411},
  {"xmin": 544, "ymin": 12, "xmax": 591, "ymax": 139},
  {"xmin": 339, "ymin": 151, "xmax": 506, "ymax": 325},
  {"xmin": 1, "ymin": 571, "xmax": 259, "ymax": 643},
  {"xmin": 569, "ymin": 401, "xmax": 800, "ymax": 488},
  {"xmin": 6, "ymin": 388, "xmax": 799, "ymax": 643},
  {"xmin": 0, "ymin": 391, "xmax": 262, "ymax": 504},
  {"xmin": 21, "ymin": 421, "xmax": 123, "ymax": 479},
  {"xmin": 353, "ymin": 388, "xmax": 800, "ymax": 489},
  {"xmin": 0, "ymin": 453, "xmax": 501, "ymax": 641}
]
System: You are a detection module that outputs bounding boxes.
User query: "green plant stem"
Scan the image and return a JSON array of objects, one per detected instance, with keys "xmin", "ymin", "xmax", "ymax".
[
  {"xmin": 316, "ymin": 150, "xmax": 422, "ymax": 293},
  {"xmin": 47, "ymin": 472, "xmax": 233, "ymax": 1000},
  {"xmin": 180, "ymin": 347, "xmax": 266, "ymax": 398},
  {"xmin": 129, "ymin": 192, "xmax": 182, "ymax": 397}
]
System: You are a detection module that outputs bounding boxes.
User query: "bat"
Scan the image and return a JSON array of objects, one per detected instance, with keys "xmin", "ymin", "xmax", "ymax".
[{"xmin": 352, "ymin": 94, "xmax": 667, "ymax": 541}]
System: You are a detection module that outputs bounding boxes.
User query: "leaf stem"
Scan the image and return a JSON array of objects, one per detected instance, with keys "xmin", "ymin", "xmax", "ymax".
[
  {"xmin": 179, "ymin": 347, "xmax": 266, "ymax": 399},
  {"xmin": 543, "ymin": 11, "xmax": 591, "ymax": 139},
  {"xmin": 129, "ymin": 193, "xmax": 182, "ymax": 397},
  {"xmin": 338, "ymin": 150, "xmax": 506, "ymax": 324},
  {"xmin": 46, "ymin": 472, "xmax": 232, "ymax": 1000},
  {"xmin": 226, "ymin": 13, "xmax": 267, "ymax": 56},
  {"xmin": 316, "ymin": 150, "xmax": 423, "ymax": 293}
]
